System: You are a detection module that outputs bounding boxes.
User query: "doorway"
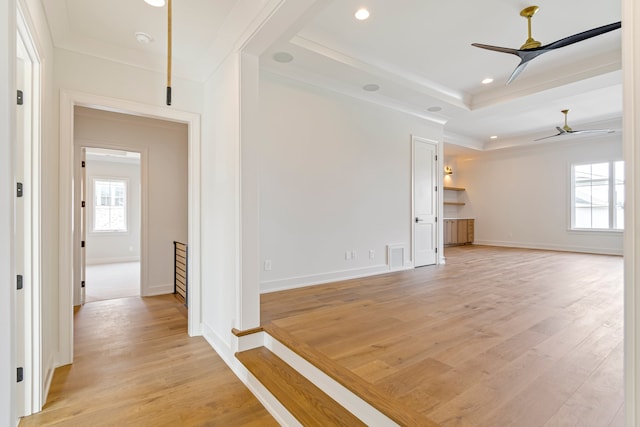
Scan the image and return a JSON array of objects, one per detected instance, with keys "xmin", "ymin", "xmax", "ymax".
[
  {"xmin": 60, "ymin": 93, "xmax": 202, "ymax": 366},
  {"xmin": 83, "ymin": 148, "xmax": 142, "ymax": 303}
]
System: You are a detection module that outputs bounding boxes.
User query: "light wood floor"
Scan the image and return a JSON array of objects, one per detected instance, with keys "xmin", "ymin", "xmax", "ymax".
[
  {"xmin": 20, "ymin": 295, "xmax": 277, "ymax": 427},
  {"xmin": 262, "ymin": 245, "xmax": 624, "ymax": 426}
]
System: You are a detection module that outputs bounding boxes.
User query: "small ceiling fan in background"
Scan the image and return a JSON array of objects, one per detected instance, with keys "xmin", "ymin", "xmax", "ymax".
[
  {"xmin": 534, "ymin": 109, "xmax": 615, "ymax": 141},
  {"xmin": 472, "ymin": 6, "xmax": 621, "ymax": 84}
]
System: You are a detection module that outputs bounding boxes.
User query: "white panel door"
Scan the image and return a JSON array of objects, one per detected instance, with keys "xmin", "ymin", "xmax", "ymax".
[{"xmin": 413, "ymin": 139, "xmax": 437, "ymax": 267}]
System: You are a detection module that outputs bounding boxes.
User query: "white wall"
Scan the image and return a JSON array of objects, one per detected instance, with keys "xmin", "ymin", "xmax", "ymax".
[
  {"xmin": 200, "ymin": 53, "xmax": 241, "ymax": 355},
  {"xmin": 258, "ymin": 73, "xmax": 444, "ymax": 292},
  {"xmin": 55, "ymin": 49, "xmax": 203, "ymax": 113},
  {"xmin": 74, "ymin": 107, "xmax": 188, "ymax": 296},
  {"xmin": 453, "ymin": 135, "xmax": 623, "ymax": 254},
  {"xmin": 85, "ymin": 157, "xmax": 141, "ymax": 264}
]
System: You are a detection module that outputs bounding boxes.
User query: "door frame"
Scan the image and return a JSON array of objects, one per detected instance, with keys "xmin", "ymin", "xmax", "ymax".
[
  {"xmin": 59, "ymin": 90, "xmax": 202, "ymax": 365},
  {"xmin": 78, "ymin": 145, "xmax": 145, "ymax": 302},
  {"xmin": 16, "ymin": 2, "xmax": 42, "ymax": 415},
  {"xmin": 411, "ymin": 135, "xmax": 443, "ymax": 267}
]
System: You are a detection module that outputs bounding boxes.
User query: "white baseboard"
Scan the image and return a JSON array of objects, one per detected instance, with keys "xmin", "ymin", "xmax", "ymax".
[
  {"xmin": 86, "ymin": 256, "xmax": 140, "ymax": 265},
  {"xmin": 260, "ymin": 263, "xmax": 412, "ymax": 294},
  {"xmin": 473, "ymin": 240, "xmax": 623, "ymax": 256},
  {"xmin": 143, "ymin": 283, "xmax": 173, "ymax": 297},
  {"xmin": 42, "ymin": 353, "xmax": 56, "ymax": 408},
  {"xmin": 201, "ymin": 322, "xmax": 234, "ymax": 366},
  {"xmin": 200, "ymin": 323, "xmax": 300, "ymax": 426}
]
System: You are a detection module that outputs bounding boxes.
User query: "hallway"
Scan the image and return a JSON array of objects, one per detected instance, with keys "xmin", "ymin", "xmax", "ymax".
[{"xmin": 20, "ymin": 295, "xmax": 277, "ymax": 426}]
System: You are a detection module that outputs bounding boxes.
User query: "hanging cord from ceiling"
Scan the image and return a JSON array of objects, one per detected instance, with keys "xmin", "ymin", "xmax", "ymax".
[{"xmin": 166, "ymin": 0, "xmax": 172, "ymax": 105}]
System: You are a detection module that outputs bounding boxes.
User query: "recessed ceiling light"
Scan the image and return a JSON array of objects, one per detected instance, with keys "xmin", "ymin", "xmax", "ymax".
[
  {"xmin": 273, "ymin": 52, "xmax": 294, "ymax": 63},
  {"xmin": 427, "ymin": 106, "xmax": 442, "ymax": 112},
  {"xmin": 144, "ymin": 0, "xmax": 165, "ymax": 7},
  {"xmin": 490, "ymin": 135, "xmax": 498, "ymax": 139},
  {"xmin": 362, "ymin": 83, "xmax": 380, "ymax": 92},
  {"xmin": 135, "ymin": 32, "xmax": 154, "ymax": 44},
  {"xmin": 355, "ymin": 8, "xmax": 370, "ymax": 20},
  {"xmin": 482, "ymin": 78, "xmax": 494, "ymax": 84}
]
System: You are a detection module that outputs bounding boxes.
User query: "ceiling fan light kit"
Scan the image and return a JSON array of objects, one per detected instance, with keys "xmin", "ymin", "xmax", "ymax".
[{"xmin": 472, "ymin": 5, "xmax": 621, "ymax": 84}]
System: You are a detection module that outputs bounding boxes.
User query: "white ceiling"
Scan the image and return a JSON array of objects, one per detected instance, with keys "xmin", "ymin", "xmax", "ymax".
[{"xmin": 41, "ymin": 0, "xmax": 622, "ymax": 154}]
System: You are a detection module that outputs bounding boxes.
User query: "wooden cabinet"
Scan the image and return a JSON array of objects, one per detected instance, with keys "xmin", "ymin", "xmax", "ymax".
[
  {"xmin": 444, "ymin": 218, "xmax": 474, "ymax": 246},
  {"xmin": 444, "ymin": 219, "xmax": 457, "ymax": 245},
  {"xmin": 457, "ymin": 219, "xmax": 468, "ymax": 243}
]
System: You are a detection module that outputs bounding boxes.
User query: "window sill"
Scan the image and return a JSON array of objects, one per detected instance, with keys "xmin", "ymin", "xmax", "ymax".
[
  {"xmin": 568, "ymin": 228, "xmax": 624, "ymax": 235},
  {"xmin": 90, "ymin": 230, "xmax": 130, "ymax": 235}
]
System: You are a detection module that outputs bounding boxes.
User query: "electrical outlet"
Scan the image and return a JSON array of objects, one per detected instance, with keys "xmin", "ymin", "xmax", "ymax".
[
  {"xmin": 264, "ymin": 260, "xmax": 272, "ymax": 271},
  {"xmin": 369, "ymin": 250, "xmax": 375, "ymax": 259},
  {"xmin": 352, "ymin": 250, "xmax": 357, "ymax": 259},
  {"xmin": 345, "ymin": 251, "xmax": 351, "ymax": 260}
]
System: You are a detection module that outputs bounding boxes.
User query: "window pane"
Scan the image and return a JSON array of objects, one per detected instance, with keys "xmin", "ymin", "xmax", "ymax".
[
  {"xmin": 614, "ymin": 161, "xmax": 624, "ymax": 229},
  {"xmin": 574, "ymin": 207, "xmax": 591, "ymax": 229},
  {"xmin": 93, "ymin": 179, "xmax": 127, "ymax": 232},
  {"xmin": 111, "ymin": 207, "xmax": 126, "ymax": 230},
  {"xmin": 95, "ymin": 206, "xmax": 111, "ymax": 230},
  {"xmin": 574, "ymin": 164, "xmax": 592, "ymax": 183}
]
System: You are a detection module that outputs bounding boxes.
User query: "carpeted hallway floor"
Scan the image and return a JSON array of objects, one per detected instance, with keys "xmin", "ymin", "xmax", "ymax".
[{"xmin": 85, "ymin": 261, "xmax": 140, "ymax": 303}]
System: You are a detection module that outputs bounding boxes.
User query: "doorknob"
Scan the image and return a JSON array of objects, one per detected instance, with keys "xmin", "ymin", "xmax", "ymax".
[{"xmin": 415, "ymin": 217, "xmax": 424, "ymax": 223}]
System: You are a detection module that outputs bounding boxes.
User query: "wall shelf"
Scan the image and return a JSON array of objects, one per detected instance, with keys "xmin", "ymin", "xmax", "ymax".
[
  {"xmin": 443, "ymin": 186, "xmax": 465, "ymax": 191},
  {"xmin": 444, "ymin": 201, "xmax": 465, "ymax": 206}
]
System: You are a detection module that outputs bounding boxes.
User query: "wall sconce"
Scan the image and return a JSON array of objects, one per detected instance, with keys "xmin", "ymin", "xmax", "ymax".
[{"xmin": 444, "ymin": 166, "xmax": 453, "ymax": 175}]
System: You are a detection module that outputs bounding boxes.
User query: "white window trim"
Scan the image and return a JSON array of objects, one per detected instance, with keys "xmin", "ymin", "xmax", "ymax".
[{"xmin": 91, "ymin": 176, "xmax": 130, "ymax": 234}]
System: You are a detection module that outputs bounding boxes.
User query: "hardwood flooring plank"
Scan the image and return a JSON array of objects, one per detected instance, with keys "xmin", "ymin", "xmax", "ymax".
[{"xmin": 544, "ymin": 340, "xmax": 624, "ymax": 427}]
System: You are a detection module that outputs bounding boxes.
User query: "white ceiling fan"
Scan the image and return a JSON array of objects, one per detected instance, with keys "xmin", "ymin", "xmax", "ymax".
[{"xmin": 534, "ymin": 109, "xmax": 615, "ymax": 141}]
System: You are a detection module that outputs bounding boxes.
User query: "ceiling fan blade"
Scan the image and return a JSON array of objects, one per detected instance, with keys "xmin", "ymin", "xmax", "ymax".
[
  {"xmin": 569, "ymin": 129, "xmax": 615, "ymax": 135},
  {"xmin": 534, "ymin": 126, "xmax": 566, "ymax": 141},
  {"xmin": 534, "ymin": 132, "xmax": 563, "ymax": 141},
  {"xmin": 471, "ymin": 43, "xmax": 519, "ymax": 56},
  {"xmin": 540, "ymin": 21, "xmax": 621, "ymax": 51},
  {"xmin": 506, "ymin": 60, "xmax": 530, "ymax": 85}
]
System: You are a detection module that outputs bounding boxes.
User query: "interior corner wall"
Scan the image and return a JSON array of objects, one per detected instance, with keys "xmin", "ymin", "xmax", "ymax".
[
  {"xmin": 74, "ymin": 109, "xmax": 188, "ymax": 295},
  {"xmin": 200, "ymin": 52, "xmax": 241, "ymax": 359},
  {"xmin": 258, "ymin": 73, "xmax": 443, "ymax": 292},
  {"xmin": 85, "ymin": 158, "xmax": 141, "ymax": 264},
  {"xmin": 457, "ymin": 135, "xmax": 623, "ymax": 254}
]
